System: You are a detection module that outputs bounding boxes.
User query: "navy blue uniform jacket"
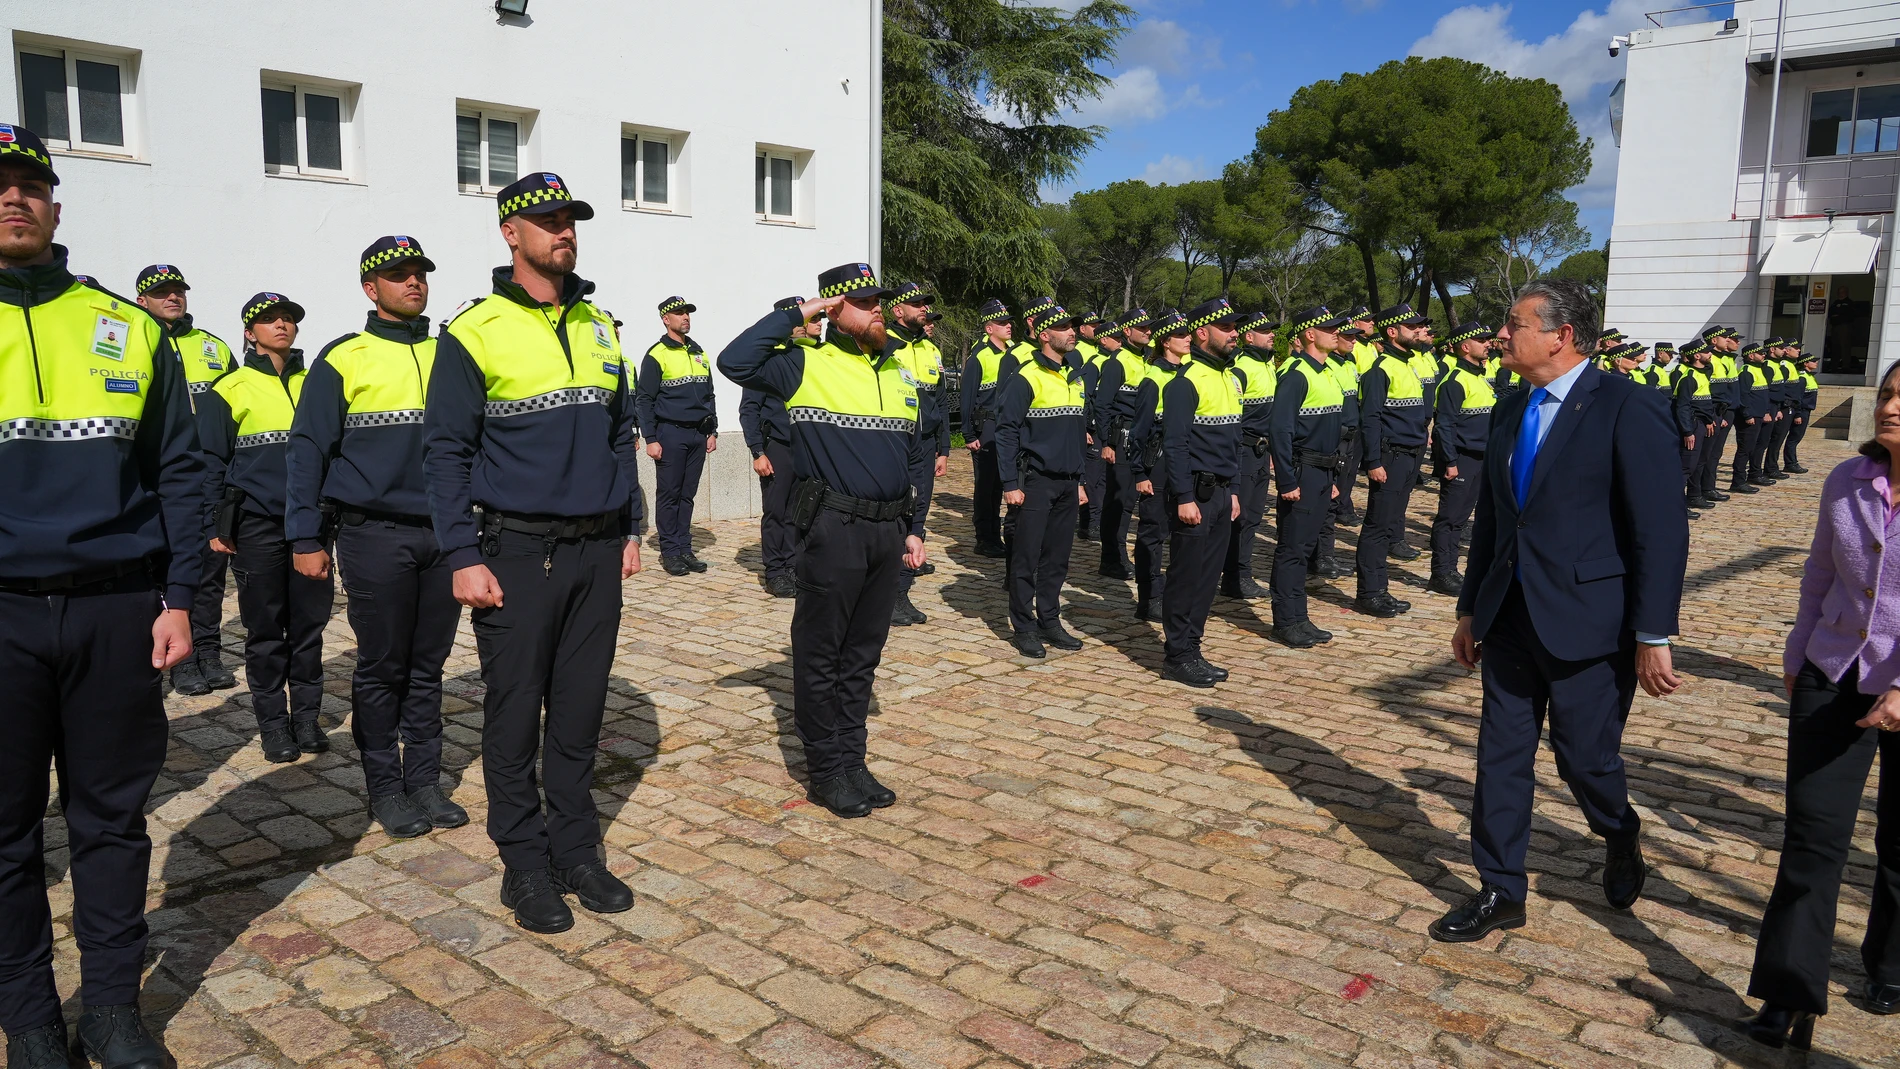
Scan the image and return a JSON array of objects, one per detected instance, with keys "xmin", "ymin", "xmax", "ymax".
[{"xmin": 1458, "ymin": 362, "xmax": 1688, "ymax": 662}]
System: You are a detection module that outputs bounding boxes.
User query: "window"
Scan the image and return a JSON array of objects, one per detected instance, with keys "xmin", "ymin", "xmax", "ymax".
[
  {"xmin": 458, "ymin": 108, "xmax": 529, "ymax": 193},
  {"xmin": 621, "ymin": 135, "xmax": 670, "ymax": 208},
  {"xmin": 16, "ymin": 42, "xmax": 137, "ymax": 156},
  {"xmin": 1807, "ymin": 84, "xmax": 1900, "ymax": 158},
  {"xmin": 260, "ymin": 77, "xmax": 354, "ymax": 178},
  {"xmin": 757, "ymin": 152, "xmax": 795, "ymax": 220}
]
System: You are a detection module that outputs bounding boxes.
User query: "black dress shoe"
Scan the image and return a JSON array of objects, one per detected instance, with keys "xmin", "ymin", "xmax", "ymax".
[
  {"xmin": 169, "ymin": 657, "xmax": 211, "ymax": 697},
  {"xmin": 1685, "ymin": 509, "xmax": 1701, "ymax": 521},
  {"xmin": 1744, "ymin": 1004, "xmax": 1816, "ymax": 1050},
  {"xmin": 1705, "ymin": 489, "xmax": 1731, "ymax": 501},
  {"xmin": 1269, "ymin": 621, "xmax": 1323, "ymax": 649},
  {"xmin": 1603, "ymin": 834, "xmax": 1647, "ymax": 910},
  {"xmin": 370, "ymin": 794, "xmax": 432, "ymax": 839},
  {"xmin": 260, "ymin": 727, "xmax": 301, "ymax": 763},
  {"xmin": 408, "ymin": 785, "xmax": 470, "ymax": 828},
  {"xmin": 683, "ymin": 552, "xmax": 709, "ymax": 573},
  {"xmin": 1864, "ymin": 983, "xmax": 1900, "ymax": 1015},
  {"xmin": 1098, "ymin": 563, "xmax": 1133, "ymax": 580},
  {"xmin": 1353, "ymin": 593, "xmax": 1405, "ymax": 618},
  {"xmin": 1221, "ymin": 577, "xmax": 1265, "ymax": 599},
  {"xmin": 1785, "ymin": 464, "xmax": 1809, "ymax": 474},
  {"xmin": 1428, "ymin": 885, "xmax": 1527, "ymax": 943},
  {"xmin": 1312, "ymin": 557, "xmax": 1345, "ymax": 580},
  {"xmin": 807, "ymin": 775, "xmax": 874, "ymax": 818},
  {"xmin": 1729, "ymin": 482, "xmax": 1759, "ymax": 493},
  {"xmin": 976, "ymin": 540, "xmax": 1009, "ymax": 558},
  {"xmin": 847, "ymin": 767, "xmax": 896, "ymax": 808},
  {"xmin": 292, "ymin": 719, "xmax": 330, "ymax": 754},
  {"xmin": 1427, "ymin": 574, "xmax": 1463, "ymax": 597},
  {"xmin": 1336, "ymin": 512, "xmax": 1361, "ymax": 528},
  {"xmin": 1388, "ymin": 542, "xmax": 1421, "ymax": 561},
  {"xmin": 891, "ymin": 594, "xmax": 927, "ymax": 627},
  {"xmin": 1197, "ymin": 658, "xmax": 1229, "ymax": 682},
  {"xmin": 766, "ymin": 574, "xmax": 797, "ymax": 598},
  {"xmin": 1161, "ymin": 659, "xmax": 1219, "ymax": 689},
  {"xmin": 6, "ymin": 1019, "xmax": 69, "ymax": 1069},
  {"xmin": 1010, "ymin": 631, "xmax": 1046, "ymax": 659},
  {"xmin": 1038, "ymin": 623, "xmax": 1083, "ymax": 651},
  {"xmin": 554, "ymin": 860, "xmax": 634, "ymax": 913},
  {"xmin": 662, "ymin": 555, "xmax": 690, "ymax": 576},
  {"xmin": 500, "ymin": 867, "xmax": 575, "ymax": 933},
  {"xmin": 917, "ymin": 561, "xmax": 936, "ymax": 575},
  {"xmin": 199, "ymin": 648, "xmax": 239, "ymax": 690},
  {"xmin": 1687, "ymin": 496, "xmax": 1713, "ymax": 510},
  {"xmin": 1750, "ymin": 475, "xmax": 1775, "ymax": 486},
  {"xmin": 1765, "ymin": 470, "xmax": 1789, "ymax": 481},
  {"xmin": 78, "ymin": 1004, "xmax": 170, "ymax": 1069},
  {"xmin": 1133, "ymin": 601, "xmax": 1153, "ymax": 622}
]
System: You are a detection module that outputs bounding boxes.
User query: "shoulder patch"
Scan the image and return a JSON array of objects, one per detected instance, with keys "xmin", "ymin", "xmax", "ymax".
[{"xmin": 441, "ymin": 296, "xmax": 485, "ymax": 329}]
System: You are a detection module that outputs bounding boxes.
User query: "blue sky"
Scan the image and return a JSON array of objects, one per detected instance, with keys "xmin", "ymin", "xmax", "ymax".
[{"xmin": 1045, "ymin": 0, "xmax": 1663, "ymax": 248}]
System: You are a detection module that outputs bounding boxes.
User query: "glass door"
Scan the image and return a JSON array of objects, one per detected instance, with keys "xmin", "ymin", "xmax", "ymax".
[{"xmin": 1823, "ymin": 273, "xmax": 1875, "ymax": 380}]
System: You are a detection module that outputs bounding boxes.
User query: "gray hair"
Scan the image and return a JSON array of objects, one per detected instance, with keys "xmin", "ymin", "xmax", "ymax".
[{"xmin": 1515, "ymin": 279, "xmax": 1599, "ymax": 352}]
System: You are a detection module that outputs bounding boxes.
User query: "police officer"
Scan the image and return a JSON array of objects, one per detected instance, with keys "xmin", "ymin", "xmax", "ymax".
[
  {"xmin": 134, "ymin": 262, "xmax": 238, "ymax": 696},
  {"xmin": 1762, "ymin": 338, "xmax": 1799, "ymax": 481},
  {"xmin": 962, "ymin": 299, "xmax": 1017, "ymax": 557},
  {"xmin": 1127, "ymin": 311, "xmax": 1192, "ymax": 620},
  {"xmin": 638, "ymin": 295, "xmax": 716, "ymax": 575},
  {"xmin": 1674, "ymin": 339, "xmax": 1717, "ymax": 515},
  {"xmin": 1784, "ymin": 350, "xmax": 1819, "ymax": 474},
  {"xmin": 1310, "ymin": 309, "xmax": 1363, "ymax": 579},
  {"xmin": 1355, "ymin": 303, "xmax": 1432, "ymax": 618},
  {"xmin": 425, "ymin": 171, "xmax": 645, "ymax": 934},
  {"xmin": 286, "ymin": 235, "xmax": 469, "ymax": 839},
  {"xmin": 1268, "ymin": 306, "xmax": 1349, "ymax": 647},
  {"xmin": 718, "ymin": 263, "xmax": 929, "ymax": 819},
  {"xmin": 0, "ymin": 126, "xmax": 199, "ymax": 1069},
  {"xmin": 199, "ymin": 292, "xmax": 334, "ymax": 762},
  {"xmin": 1075, "ymin": 312, "xmax": 1107, "ymax": 541},
  {"xmin": 1222, "ymin": 314, "xmax": 1276, "ymax": 598},
  {"xmin": 1426, "ymin": 322, "xmax": 1496, "ymax": 596},
  {"xmin": 1631, "ymin": 341, "xmax": 1678, "ymax": 388},
  {"xmin": 1700, "ymin": 326, "xmax": 1739, "ymax": 503},
  {"xmin": 996, "ymin": 303, "xmax": 1090, "ymax": 658},
  {"xmin": 1729, "ymin": 341, "xmax": 1771, "ymax": 493},
  {"xmin": 1092, "ymin": 309, "xmax": 1150, "ymax": 578},
  {"xmin": 886, "ymin": 281, "xmax": 947, "ymax": 625},
  {"xmin": 739, "ymin": 296, "xmax": 805, "ymax": 598}
]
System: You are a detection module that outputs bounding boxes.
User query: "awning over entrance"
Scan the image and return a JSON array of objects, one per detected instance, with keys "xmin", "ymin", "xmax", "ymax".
[{"xmin": 1760, "ymin": 223, "xmax": 1882, "ymax": 276}]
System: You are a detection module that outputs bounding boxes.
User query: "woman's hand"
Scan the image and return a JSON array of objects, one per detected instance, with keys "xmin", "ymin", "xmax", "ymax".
[
  {"xmin": 1784, "ymin": 673, "xmax": 1796, "ymax": 699},
  {"xmin": 1856, "ymin": 687, "xmax": 1900, "ymax": 732}
]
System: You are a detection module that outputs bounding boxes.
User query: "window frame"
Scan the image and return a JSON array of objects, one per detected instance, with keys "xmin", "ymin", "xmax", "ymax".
[
  {"xmin": 621, "ymin": 133, "xmax": 674, "ymax": 212},
  {"xmin": 15, "ymin": 41, "xmax": 139, "ymax": 159},
  {"xmin": 457, "ymin": 107, "xmax": 529, "ymax": 195},
  {"xmin": 1804, "ymin": 82, "xmax": 1900, "ymax": 160},
  {"xmin": 756, "ymin": 150, "xmax": 797, "ymax": 223},
  {"xmin": 259, "ymin": 77, "xmax": 355, "ymax": 180}
]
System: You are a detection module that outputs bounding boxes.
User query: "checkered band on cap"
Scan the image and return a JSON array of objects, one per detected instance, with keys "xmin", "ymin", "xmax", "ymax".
[
  {"xmin": 818, "ymin": 263, "xmax": 885, "ymax": 299},
  {"xmin": 1027, "ymin": 305, "xmax": 1075, "ymax": 333},
  {"xmin": 1289, "ymin": 307, "xmax": 1342, "ymax": 335},
  {"xmin": 242, "ymin": 292, "xmax": 301, "ymax": 325},
  {"xmin": 0, "ymin": 123, "xmax": 55, "ymax": 182},
  {"xmin": 1740, "ymin": 342, "xmax": 1763, "ymax": 356},
  {"xmin": 1080, "ymin": 312, "xmax": 1103, "ymax": 326},
  {"xmin": 1186, "ymin": 299, "xmax": 1240, "ymax": 332},
  {"xmin": 359, "ymin": 242, "xmax": 429, "ymax": 278},
  {"xmin": 1444, "ymin": 322, "xmax": 1492, "ymax": 346},
  {"xmin": 659, "ymin": 296, "xmax": 693, "ymax": 315},
  {"xmin": 1148, "ymin": 311, "xmax": 1189, "ymax": 336},
  {"xmin": 136, "ymin": 266, "xmax": 188, "ymax": 295},
  {"xmin": 978, "ymin": 300, "xmax": 1011, "ymax": 324},
  {"xmin": 1023, "ymin": 296, "xmax": 1058, "ymax": 319},
  {"xmin": 1681, "ymin": 340, "xmax": 1708, "ymax": 356},
  {"xmin": 1654, "ymin": 341, "xmax": 1676, "ymax": 352},
  {"xmin": 1237, "ymin": 313, "xmax": 1276, "ymax": 335},
  {"xmin": 497, "ymin": 174, "xmax": 579, "ymax": 220},
  {"xmin": 887, "ymin": 281, "xmax": 930, "ymax": 305},
  {"xmin": 1374, "ymin": 303, "xmax": 1426, "ymax": 330}
]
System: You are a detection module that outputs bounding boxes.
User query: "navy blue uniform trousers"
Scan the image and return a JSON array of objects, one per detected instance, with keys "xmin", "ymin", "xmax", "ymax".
[
  {"xmin": 793, "ymin": 509, "xmax": 905, "ymax": 782},
  {"xmin": 654, "ymin": 422, "xmax": 708, "ymax": 559},
  {"xmin": 232, "ymin": 511, "xmax": 334, "ymax": 732}
]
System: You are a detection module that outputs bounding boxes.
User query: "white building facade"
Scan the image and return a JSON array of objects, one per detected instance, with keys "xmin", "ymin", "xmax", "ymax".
[
  {"xmin": 0, "ymin": 0, "xmax": 881, "ymax": 519},
  {"xmin": 1606, "ymin": 0, "xmax": 1900, "ymax": 385}
]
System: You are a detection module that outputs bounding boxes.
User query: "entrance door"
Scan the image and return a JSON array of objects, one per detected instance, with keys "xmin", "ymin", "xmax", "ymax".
[{"xmin": 1824, "ymin": 273, "xmax": 1875, "ymax": 379}]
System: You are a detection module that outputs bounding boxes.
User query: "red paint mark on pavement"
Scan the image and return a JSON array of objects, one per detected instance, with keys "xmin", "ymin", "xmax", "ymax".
[
  {"xmin": 1018, "ymin": 874, "xmax": 1049, "ymax": 888},
  {"xmin": 1341, "ymin": 974, "xmax": 1378, "ymax": 1001},
  {"xmin": 780, "ymin": 799, "xmax": 808, "ymax": 809}
]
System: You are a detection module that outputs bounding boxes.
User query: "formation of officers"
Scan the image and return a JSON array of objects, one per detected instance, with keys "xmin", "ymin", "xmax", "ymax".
[{"xmin": 0, "ymin": 106, "xmax": 1830, "ymax": 1069}]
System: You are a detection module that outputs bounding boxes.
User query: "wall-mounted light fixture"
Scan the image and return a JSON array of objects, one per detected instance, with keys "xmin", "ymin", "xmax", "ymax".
[{"xmin": 496, "ymin": 0, "xmax": 529, "ymax": 17}]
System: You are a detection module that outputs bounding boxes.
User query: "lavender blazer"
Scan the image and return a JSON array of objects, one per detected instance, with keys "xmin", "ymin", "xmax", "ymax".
[{"xmin": 1785, "ymin": 454, "xmax": 1900, "ymax": 693}]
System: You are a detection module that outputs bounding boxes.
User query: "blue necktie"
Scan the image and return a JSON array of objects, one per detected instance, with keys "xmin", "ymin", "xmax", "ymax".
[{"xmin": 1512, "ymin": 387, "xmax": 1549, "ymax": 508}]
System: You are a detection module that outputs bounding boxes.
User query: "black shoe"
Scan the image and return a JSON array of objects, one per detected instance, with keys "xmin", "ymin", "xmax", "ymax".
[
  {"xmin": 370, "ymin": 794, "xmax": 433, "ymax": 839},
  {"xmin": 847, "ymin": 767, "xmax": 896, "ymax": 808},
  {"xmin": 1197, "ymin": 658, "xmax": 1229, "ymax": 682},
  {"xmin": 683, "ymin": 552, "xmax": 709, "ymax": 573},
  {"xmin": 1427, "ymin": 575, "xmax": 1463, "ymax": 597},
  {"xmin": 6, "ymin": 1019, "xmax": 69, "ymax": 1069},
  {"xmin": 807, "ymin": 775, "xmax": 874, "ymax": 818},
  {"xmin": 1705, "ymin": 489, "xmax": 1731, "ymax": 501},
  {"xmin": 1098, "ymin": 563, "xmax": 1132, "ymax": 580},
  {"xmin": 1270, "ymin": 621, "xmax": 1318, "ymax": 649},
  {"xmin": 917, "ymin": 561, "xmax": 936, "ymax": 575},
  {"xmin": 1388, "ymin": 542, "xmax": 1421, "ymax": 561},
  {"xmin": 1603, "ymin": 834, "xmax": 1647, "ymax": 910},
  {"xmin": 1864, "ymin": 983, "xmax": 1900, "ymax": 1015},
  {"xmin": 1765, "ymin": 470, "xmax": 1789, "ymax": 481},
  {"xmin": 1353, "ymin": 593, "xmax": 1406, "ymax": 618},
  {"xmin": 169, "ymin": 657, "xmax": 211, "ymax": 697},
  {"xmin": 662, "ymin": 555, "xmax": 691, "ymax": 576},
  {"xmin": 198, "ymin": 648, "xmax": 238, "ymax": 690},
  {"xmin": 292, "ymin": 719, "xmax": 330, "ymax": 754},
  {"xmin": 1750, "ymin": 475, "xmax": 1775, "ymax": 486},
  {"xmin": 407, "ymin": 785, "xmax": 469, "ymax": 829},
  {"xmin": 1010, "ymin": 631, "xmax": 1046, "ymax": 659},
  {"xmin": 78, "ymin": 1004, "xmax": 170, "ymax": 1069},
  {"xmin": 500, "ymin": 867, "xmax": 575, "ymax": 933},
  {"xmin": 1336, "ymin": 512, "xmax": 1361, "ymax": 528},
  {"xmin": 1687, "ymin": 496, "xmax": 1713, "ymax": 510},
  {"xmin": 260, "ymin": 727, "xmax": 300, "ymax": 763},
  {"xmin": 1785, "ymin": 464, "xmax": 1809, "ymax": 474},
  {"xmin": 553, "ymin": 860, "xmax": 634, "ymax": 914},
  {"xmin": 1312, "ymin": 557, "xmax": 1345, "ymax": 580},
  {"xmin": 1428, "ymin": 885, "xmax": 1527, "ymax": 943},
  {"xmin": 1133, "ymin": 599, "xmax": 1153, "ymax": 622},
  {"xmin": 891, "ymin": 594, "xmax": 927, "ymax": 627},
  {"xmin": 1221, "ymin": 577, "xmax": 1265, "ymax": 599},
  {"xmin": 766, "ymin": 574, "xmax": 797, "ymax": 598},
  {"xmin": 1729, "ymin": 482, "xmax": 1760, "ymax": 494},
  {"xmin": 1685, "ymin": 509, "xmax": 1701, "ymax": 521},
  {"xmin": 976, "ymin": 540, "xmax": 1008, "ymax": 558},
  {"xmin": 1038, "ymin": 623, "xmax": 1083, "ymax": 651},
  {"xmin": 1744, "ymin": 1004, "xmax": 1816, "ymax": 1051},
  {"xmin": 1161, "ymin": 658, "xmax": 1219, "ymax": 689},
  {"xmin": 1075, "ymin": 527, "xmax": 1099, "ymax": 542}
]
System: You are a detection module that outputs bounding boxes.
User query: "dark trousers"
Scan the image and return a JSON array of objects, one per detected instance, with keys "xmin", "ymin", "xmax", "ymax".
[
  {"xmin": 1472, "ymin": 584, "xmax": 1640, "ymax": 902},
  {"xmin": 232, "ymin": 510, "xmax": 334, "ymax": 732},
  {"xmin": 1334, "ymin": 432, "xmax": 1362, "ymax": 520},
  {"xmin": 1430, "ymin": 455, "xmax": 1482, "ymax": 581},
  {"xmin": 972, "ymin": 445, "xmax": 1003, "ymax": 547},
  {"xmin": 1680, "ymin": 424, "xmax": 1706, "ymax": 499},
  {"xmin": 1134, "ymin": 481, "xmax": 1168, "ymax": 607},
  {"xmin": 1749, "ymin": 661, "xmax": 1900, "ymax": 1013},
  {"xmin": 472, "ymin": 530, "xmax": 621, "ymax": 870},
  {"xmin": 1224, "ymin": 444, "xmax": 1272, "ymax": 589},
  {"xmin": 1784, "ymin": 413, "xmax": 1810, "ymax": 468},
  {"xmin": 903, "ymin": 458, "xmax": 937, "ymax": 595},
  {"xmin": 1079, "ymin": 441, "xmax": 1105, "ymax": 537},
  {"xmin": 1099, "ymin": 453, "xmax": 1138, "ymax": 572},
  {"xmin": 190, "ymin": 549, "xmax": 228, "ymax": 655},
  {"xmin": 759, "ymin": 439, "xmax": 796, "ymax": 581},
  {"xmin": 1006, "ymin": 470, "xmax": 1078, "ymax": 633},
  {"xmin": 793, "ymin": 509, "xmax": 905, "ymax": 782},
  {"xmin": 336, "ymin": 520, "xmax": 460, "ymax": 799},
  {"xmin": 654, "ymin": 422, "xmax": 708, "ymax": 559},
  {"xmin": 1702, "ymin": 415, "xmax": 1732, "ymax": 495},
  {"xmin": 1731, "ymin": 420, "xmax": 1762, "ymax": 486},
  {"xmin": 1270, "ymin": 463, "xmax": 1334, "ymax": 627},
  {"xmin": 1356, "ymin": 450, "xmax": 1420, "ymax": 598},
  {"xmin": 0, "ymin": 580, "xmax": 167, "ymax": 1033},
  {"xmin": 1163, "ymin": 490, "xmax": 1231, "ymax": 662},
  {"xmin": 1765, "ymin": 411, "xmax": 1794, "ymax": 475}
]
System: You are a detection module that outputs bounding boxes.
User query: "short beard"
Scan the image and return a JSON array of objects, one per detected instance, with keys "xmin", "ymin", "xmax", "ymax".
[
  {"xmin": 852, "ymin": 320, "xmax": 888, "ymax": 352},
  {"xmin": 523, "ymin": 243, "xmax": 576, "ymax": 277},
  {"xmin": 0, "ymin": 229, "xmax": 52, "ymax": 264}
]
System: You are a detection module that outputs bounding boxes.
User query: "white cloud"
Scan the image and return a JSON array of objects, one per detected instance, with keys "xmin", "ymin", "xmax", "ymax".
[
  {"xmin": 1072, "ymin": 67, "xmax": 1170, "ymax": 124},
  {"xmin": 1141, "ymin": 154, "xmax": 1209, "ymax": 184},
  {"xmin": 1118, "ymin": 19, "xmax": 1212, "ymax": 76}
]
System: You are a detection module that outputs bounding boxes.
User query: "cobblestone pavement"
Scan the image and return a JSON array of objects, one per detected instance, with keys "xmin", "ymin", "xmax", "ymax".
[{"xmin": 18, "ymin": 438, "xmax": 1899, "ymax": 1069}]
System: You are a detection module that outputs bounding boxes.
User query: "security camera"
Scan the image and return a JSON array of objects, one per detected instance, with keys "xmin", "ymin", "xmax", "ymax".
[{"xmin": 1609, "ymin": 35, "xmax": 1629, "ymax": 57}]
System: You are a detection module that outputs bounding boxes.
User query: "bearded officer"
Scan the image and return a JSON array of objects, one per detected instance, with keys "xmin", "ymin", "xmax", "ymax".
[
  {"xmin": 738, "ymin": 297, "xmax": 807, "ymax": 598},
  {"xmin": 638, "ymin": 295, "xmax": 717, "ymax": 575}
]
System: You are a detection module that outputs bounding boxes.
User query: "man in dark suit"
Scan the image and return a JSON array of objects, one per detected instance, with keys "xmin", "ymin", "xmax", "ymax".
[{"xmin": 1431, "ymin": 279, "xmax": 1690, "ymax": 943}]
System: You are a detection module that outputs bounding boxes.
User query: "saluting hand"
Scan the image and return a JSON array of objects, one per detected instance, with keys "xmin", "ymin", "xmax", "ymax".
[
  {"xmin": 798, "ymin": 295, "xmax": 848, "ymax": 323},
  {"xmin": 453, "ymin": 564, "xmax": 505, "ymax": 609},
  {"xmin": 621, "ymin": 540, "xmax": 643, "ymax": 579},
  {"xmin": 152, "ymin": 608, "xmax": 192, "ymax": 671}
]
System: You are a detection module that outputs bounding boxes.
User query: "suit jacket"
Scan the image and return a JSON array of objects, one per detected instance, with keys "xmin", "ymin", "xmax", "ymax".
[{"xmin": 1458, "ymin": 362, "xmax": 1689, "ymax": 661}]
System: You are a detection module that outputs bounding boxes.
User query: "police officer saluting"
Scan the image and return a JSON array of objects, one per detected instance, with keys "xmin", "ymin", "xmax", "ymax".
[
  {"xmin": 134, "ymin": 262, "xmax": 239, "ymax": 696},
  {"xmin": 719, "ymin": 263, "xmax": 929, "ymax": 819},
  {"xmin": 1269, "ymin": 306, "xmax": 1350, "ymax": 647},
  {"xmin": 1222, "ymin": 314, "xmax": 1277, "ymax": 599},
  {"xmin": 285, "ymin": 236, "xmax": 468, "ymax": 839},
  {"xmin": 638, "ymin": 295, "xmax": 717, "ymax": 575},
  {"xmin": 738, "ymin": 296, "xmax": 807, "ymax": 598},
  {"xmin": 1355, "ymin": 303, "xmax": 1433, "ymax": 618},
  {"xmin": 996, "ymin": 303, "xmax": 1090, "ymax": 658},
  {"xmin": 962, "ymin": 299, "xmax": 1017, "ymax": 557},
  {"xmin": 0, "ymin": 125, "xmax": 200, "ymax": 1069},
  {"xmin": 199, "ymin": 291, "xmax": 334, "ymax": 762},
  {"xmin": 425, "ymin": 171, "xmax": 645, "ymax": 933},
  {"xmin": 1428, "ymin": 322, "xmax": 1496, "ymax": 596}
]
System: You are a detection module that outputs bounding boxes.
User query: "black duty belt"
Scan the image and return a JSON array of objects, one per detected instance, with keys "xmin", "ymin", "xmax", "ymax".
[
  {"xmin": 485, "ymin": 511, "xmax": 621, "ymax": 539},
  {"xmin": 1382, "ymin": 442, "xmax": 1426, "ymax": 459},
  {"xmin": 819, "ymin": 488, "xmax": 913, "ymax": 523},
  {"xmin": 661, "ymin": 416, "xmax": 719, "ymax": 434},
  {"xmin": 338, "ymin": 507, "xmax": 432, "ymax": 529},
  {"xmin": 1295, "ymin": 449, "xmax": 1344, "ymax": 471},
  {"xmin": 0, "ymin": 558, "xmax": 148, "ymax": 595}
]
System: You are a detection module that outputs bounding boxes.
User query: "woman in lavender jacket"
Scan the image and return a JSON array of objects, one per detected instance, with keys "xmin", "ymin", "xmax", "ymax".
[{"xmin": 1745, "ymin": 362, "xmax": 1900, "ymax": 1049}]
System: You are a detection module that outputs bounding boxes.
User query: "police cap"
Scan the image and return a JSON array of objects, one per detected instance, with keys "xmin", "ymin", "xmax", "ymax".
[
  {"xmin": 0, "ymin": 123, "xmax": 57, "ymax": 185},
  {"xmin": 136, "ymin": 264, "xmax": 190, "ymax": 295},
  {"xmin": 773, "ymin": 295, "xmax": 805, "ymax": 312},
  {"xmin": 1027, "ymin": 303, "xmax": 1080, "ymax": 334},
  {"xmin": 659, "ymin": 295, "xmax": 696, "ymax": 316},
  {"xmin": 977, "ymin": 298, "xmax": 1011, "ymax": 324},
  {"xmin": 887, "ymin": 280, "xmax": 932, "ymax": 306},
  {"xmin": 496, "ymin": 171, "xmax": 595, "ymax": 223},
  {"xmin": 359, "ymin": 235, "xmax": 436, "ymax": 280},
  {"xmin": 242, "ymin": 291, "xmax": 306, "ymax": 326},
  {"xmin": 1185, "ymin": 298, "xmax": 1243, "ymax": 332},
  {"xmin": 817, "ymin": 262, "xmax": 895, "ymax": 301},
  {"xmin": 1374, "ymin": 303, "xmax": 1429, "ymax": 330},
  {"xmin": 1289, "ymin": 306, "xmax": 1350, "ymax": 336},
  {"xmin": 1443, "ymin": 322, "xmax": 1493, "ymax": 347},
  {"xmin": 1147, "ymin": 310, "xmax": 1190, "ymax": 338}
]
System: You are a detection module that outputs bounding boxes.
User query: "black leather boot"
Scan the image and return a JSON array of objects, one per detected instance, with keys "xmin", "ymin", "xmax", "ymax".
[
  {"xmin": 500, "ymin": 867, "xmax": 574, "ymax": 933},
  {"xmin": 807, "ymin": 774, "xmax": 873, "ymax": 818},
  {"xmin": 847, "ymin": 767, "xmax": 896, "ymax": 808},
  {"xmin": 1743, "ymin": 1004, "xmax": 1815, "ymax": 1050},
  {"xmin": 78, "ymin": 1004, "xmax": 171, "ymax": 1069},
  {"xmin": 553, "ymin": 860, "xmax": 634, "ymax": 914},
  {"xmin": 5, "ymin": 1020, "xmax": 69, "ymax": 1069}
]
